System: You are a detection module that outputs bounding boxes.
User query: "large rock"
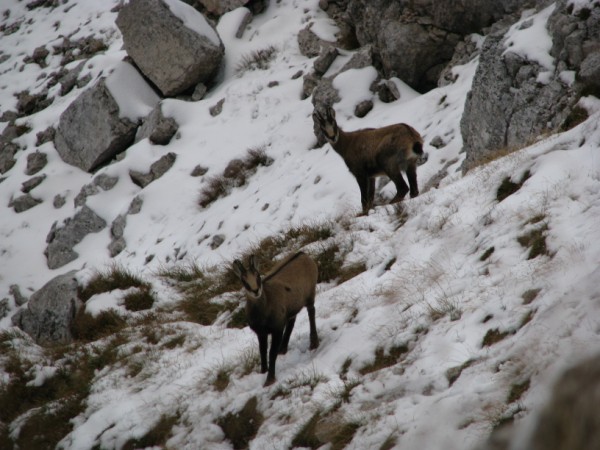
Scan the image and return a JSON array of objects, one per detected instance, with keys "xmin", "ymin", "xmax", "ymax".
[
  {"xmin": 329, "ymin": 0, "xmax": 539, "ymax": 92},
  {"xmin": 135, "ymin": 103, "xmax": 179, "ymax": 145},
  {"xmin": 54, "ymin": 62, "xmax": 159, "ymax": 172},
  {"xmin": 11, "ymin": 271, "xmax": 83, "ymax": 345},
  {"xmin": 461, "ymin": 1, "xmax": 600, "ymax": 171},
  {"xmin": 480, "ymin": 353, "xmax": 600, "ymax": 450},
  {"xmin": 525, "ymin": 353, "xmax": 600, "ymax": 450},
  {"xmin": 45, "ymin": 206, "xmax": 107, "ymax": 269},
  {"xmin": 116, "ymin": 0, "xmax": 225, "ymax": 96},
  {"xmin": 129, "ymin": 152, "xmax": 177, "ymax": 188}
]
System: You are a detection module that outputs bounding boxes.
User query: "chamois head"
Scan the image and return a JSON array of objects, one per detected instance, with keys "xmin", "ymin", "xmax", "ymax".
[
  {"xmin": 313, "ymin": 106, "xmax": 339, "ymax": 144},
  {"xmin": 232, "ymin": 255, "xmax": 263, "ymax": 298}
]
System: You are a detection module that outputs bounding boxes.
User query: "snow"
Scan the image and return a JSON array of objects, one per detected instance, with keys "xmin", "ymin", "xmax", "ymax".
[
  {"xmin": 503, "ymin": 4, "xmax": 556, "ymax": 71},
  {"xmin": 105, "ymin": 62, "xmax": 160, "ymax": 121},
  {"xmin": 0, "ymin": 0, "xmax": 600, "ymax": 449},
  {"xmin": 164, "ymin": 0, "xmax": 221, "ymax": 46}
]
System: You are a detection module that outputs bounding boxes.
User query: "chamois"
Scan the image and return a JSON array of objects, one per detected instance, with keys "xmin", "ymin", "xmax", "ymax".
[
  {"xmin": 313, "ymin": 106, "xmax": 426, "ymax": 215},
  {"xmin": 232, "ymin": 252, "xmax": 319, "ymax": 387}
]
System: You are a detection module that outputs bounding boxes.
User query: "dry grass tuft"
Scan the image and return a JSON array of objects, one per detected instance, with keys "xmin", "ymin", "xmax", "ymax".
[
  {"xmin": 199, "ymin": 147, "xmax": 273, "ymax": 208},
  {"xmin": 359, "ymin": 343, "xmax": 409, "ymax": 375},
  {"xmin": 79, "ymin": 263, "xmax": 151, "ymax": 302},
  {"xmin": 216, "ymin": 396, "xmax": 264, "ymax": 449},
  {"xmin": 236, "ymin": 46, "xmax": 277, "ymax": 74},
  {"xmin": 122, "ymin": 413, "xmax": 180, "ymax": 450}
]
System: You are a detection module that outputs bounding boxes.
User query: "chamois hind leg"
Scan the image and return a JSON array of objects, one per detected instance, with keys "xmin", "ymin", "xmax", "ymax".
[
  {"xmin": 265, "ymin": 329, "xmax": 283, "ymax": 386},
  {"xmin": 406, "ymin": 163, "xmax": 419, "ymax": 198},
  {"xmin": 390, "ymin": 177, "xmax": 409, "ymax": 203},
  {"xmin": 386, "ymin": 165, "xmax": 409, "ymax": 203},
  {"xmin": 307, "ymin": 302, "xmax": 319, "ymax": 350},
  {"xmin": 379, "ymin": 151, "xmax": 409, "ymax": 203},
  {"xmin": 279, "ymin": 316, "xmax": 296, "ymax": 355}
]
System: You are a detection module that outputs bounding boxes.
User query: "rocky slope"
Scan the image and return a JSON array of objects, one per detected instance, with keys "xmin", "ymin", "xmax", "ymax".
[{"xmin": 1, "ymin": 0, "xmax": 600, "ymax": 449}]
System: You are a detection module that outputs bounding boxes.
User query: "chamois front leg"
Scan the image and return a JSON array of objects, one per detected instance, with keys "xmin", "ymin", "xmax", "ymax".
[
  {"xmin": 257, "ymin": 331, "xmax": 268, "ymax": 374},
  {"xmin": 355, "ymin": 173, "xmax": 372, "ymax": 215},
  {"xmin": 279, "ymin": 316, "xmax": 296, "ymax": 355},
  {"xmin": 265, "ymin": 329, "xmax": 284, "ymax": 386},
  {"xmin": 406, "ymin": 163, "xmax": 419, "ymax": 198}
]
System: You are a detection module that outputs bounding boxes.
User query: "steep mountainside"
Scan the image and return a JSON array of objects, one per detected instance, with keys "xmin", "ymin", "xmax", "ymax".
[{"xmin": 1, "ymin": 1, "xmax": 600, "ymax": 449}]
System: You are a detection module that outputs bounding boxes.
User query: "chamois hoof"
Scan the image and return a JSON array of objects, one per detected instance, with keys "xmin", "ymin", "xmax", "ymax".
[
  {"xmin": 309, "ymin": 339, "xmax": 319, "ymax": 350},
  {"xmin": 278, "ymin": 347, "xmax": 288, "ymax": 355},
  {"xmin": 263, "ymin": 376, "xmax": 276, "ymax": 387}
]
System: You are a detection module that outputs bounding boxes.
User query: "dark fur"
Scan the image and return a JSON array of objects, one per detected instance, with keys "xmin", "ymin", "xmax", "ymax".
[
  {"xmin": 232, "ymin": 252, "xmax": 319, "ymax": 387},
  {"xmin": 314, "ymin": 106, "xmax": 425, "ymax": 215}
]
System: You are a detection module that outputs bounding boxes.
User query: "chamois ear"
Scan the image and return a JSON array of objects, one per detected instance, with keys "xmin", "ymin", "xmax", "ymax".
[
  {"xmin": 248, "ymin": 255, "xmax": 259, "ymax": 272},
  {"xmin": 232, "ymin": 260, "xmax": 245, "ymax": 278}
]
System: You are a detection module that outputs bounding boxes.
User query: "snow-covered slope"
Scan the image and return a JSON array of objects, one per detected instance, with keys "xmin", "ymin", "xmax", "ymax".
[{"xmin": 1, "ymin": 1, "xmax": 600, "ymax": 449}]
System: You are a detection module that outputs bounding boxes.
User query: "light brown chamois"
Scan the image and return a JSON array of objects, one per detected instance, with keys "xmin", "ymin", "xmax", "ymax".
[
  {"xmin": 232, "ymin": 252, "xmax": 319, "ymax": 387},
  {"xmin": 314, "ymin": 106, "xmax": 426, "ymax": 215}
]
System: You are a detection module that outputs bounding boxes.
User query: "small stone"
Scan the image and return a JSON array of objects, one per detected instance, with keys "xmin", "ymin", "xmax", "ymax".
[
  {"xmin": 354, "ymin": 100, "xmax": 373, "ymax": 118},
  {"xmin": 210, "ymin": 234, "xmax": 225, "ymax": 249},
  {"xmin": 191, "ymin": 165, "xmax": 208, "ymax": 177},
  {"xmin": 10, "ymin": 194, "xmax": 42, "ymax": 213},
  {"xmin": 210, "ymin": 98, "xmax": 225, "ymax": 117},
  {"xmin": 430, "ymin": 136, "xmax": 446, "ymax": 149},
  {"xmin": 21, "ymin": 174, "xmax": 46, "ymax": 193}
]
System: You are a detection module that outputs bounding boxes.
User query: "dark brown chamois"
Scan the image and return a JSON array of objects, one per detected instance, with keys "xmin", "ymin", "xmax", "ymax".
[
  {"xmin": 314, "ymin": 106, "xmax": 426, "ymax": 215},
  {"xmin": 232, "ymin": 252, "xmax": 319, "ymax": 387}
]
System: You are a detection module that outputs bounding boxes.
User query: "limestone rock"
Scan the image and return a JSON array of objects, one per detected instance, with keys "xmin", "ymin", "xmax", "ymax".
[
  {"xmin": 11, "ymin": 271, "xmax": 83, "ymax": 345},
  {"xmin": 461, "ymin": 0, "xmax": 599, "ymax": 171},
  {"xmin": 54, "ymin": 62, "xmax": 158, "ymax": 172},
  {"xmin": 25, "ymin": 151, "xmax": 48, "ymax": 175},
  {"xmin": 135, "ymin": 103, "xmax": 179, "ymax": 145},
  {"xmin": 130, "ymin": 152, "xmax": 177, "ymax": 188},
  {"xmin": 116, "ymin": 0, "xmax": 225, "ymax": 96},
  {"xmin": 45, "ymin": 206, "xmax": 107, "ymax": 269},
  {"xmin": 10, "ymin": 193, "xmax": 42, "ymax": 213}
]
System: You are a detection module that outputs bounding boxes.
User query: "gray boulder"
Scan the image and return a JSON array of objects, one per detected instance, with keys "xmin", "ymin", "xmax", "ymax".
[
  {"xmin": 328, "ymin": 0, "xmax": 539, "ymax": 92},
  {"xmin": 10, "ymin": 284, "xmax": 28, "ymax": 306},
  {"xmin": 129, "ymin": 152, "xmax": 177, "ymax": 188},
  {"xmin": 480, "ymin": 353, "xmax": 600, "ymax": 450},
  {"xmin": 525, "ymin": 353, "xmax": 600, "ymax": 450},
  {"xmin": 135, "ymin": 103, "xmax": 179, "ymax": 145},
  {"xmin": 11, "ymin": 271, "xmax": 83, "ymax": 345},
  {"xmin": 25, "ymin": 151, "xmax": 48, "ymax": 175},
  {"xmin": 116, "ymin": 0, "xmax": 225, "ymax": 96},
  {"xmin": 74, "ymin": 173, "xmax": 119, "ymax": 207},
  {"xmin": 55, "ymin": 85, "xmax": 133, "ymax": 171},
  {"xmin": 10, "ymin": 193, "xmax": 42, "ymax": 213},
  {"xmin": 461, "ymin": 0, "xmax": 600, "ymax": 171},
  {"xmin": 54, "ymin": 62, "xmax": 158, "ymax": 172},
  {"xmin": 108, "ymin": 214, "xmax": 127, "ymax": 257},
  {"xmin": 298, "ymin": 23, "xmax": 335, "ymax": 58},
  {"xmin": 193, "ymin": 0, "xmax": 265, "ymax": 17},
  {"xmin": 45, "ymin": 206, "xmax": 107, "ymax": 269}
]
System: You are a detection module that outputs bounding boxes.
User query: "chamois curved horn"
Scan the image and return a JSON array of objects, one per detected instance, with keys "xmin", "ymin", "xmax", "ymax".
[
  {"xmin": 232, "ymin": 252, "xmax": 319, "ymax": 387},
  {"xmin": 314, "ymin": 105, "xmax": 426, "ymax": 215}
]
